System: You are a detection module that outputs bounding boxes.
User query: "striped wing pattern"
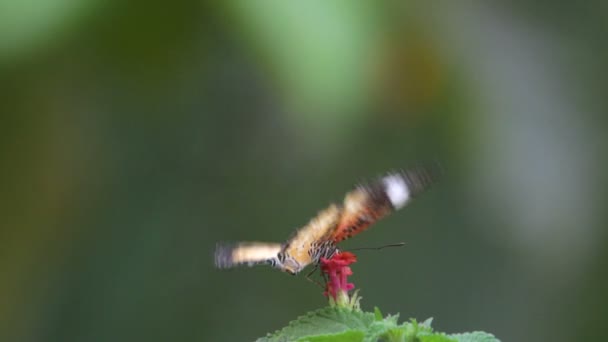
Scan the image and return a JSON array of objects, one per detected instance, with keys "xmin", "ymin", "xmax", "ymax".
[{"xmin": 330, "ymin": 166, "xmax": 436, "ymax": 243}]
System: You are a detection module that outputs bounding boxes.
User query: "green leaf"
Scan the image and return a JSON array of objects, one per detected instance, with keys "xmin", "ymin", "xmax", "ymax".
[
  {"xmin": 299, "ymin": 330, "xmax": 366, "ymax": 342},
  {"xmin": 421, "ymin": 317, "xmax": 434, "ymax": 328},
  {"xmin": 391, "ymin": 318, "xmax": 433, "ymax": 339},
  {"xmin": 449, "ymin": 331, "xmax": 500, "ymax": 342},
  {"xmin": 419, "ymin": 334, "xmax": 457, "ymax": 342},
  {"xmin": 258, "ymin": 307, "xmax": 376, "ymax": 342},
  {"xmin": 363, "ymin": 320, "xmax": 399, "ymax": 342},
  {"xmin": 258, "ymin": 305, "xmax": 500, "ymax": 342},
  {"xmin": 373, "ymin": 307, "xmax": 383, "ymax": 321}
]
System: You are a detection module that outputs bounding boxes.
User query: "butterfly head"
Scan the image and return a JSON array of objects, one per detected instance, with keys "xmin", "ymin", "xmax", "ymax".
[{"xmin": 276, "ymin": 251, "xmax": 303, "ymax": 275}]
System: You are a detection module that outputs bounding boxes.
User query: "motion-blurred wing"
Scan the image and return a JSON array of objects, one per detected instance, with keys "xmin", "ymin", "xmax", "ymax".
[
  {"xmin": 214, "ymin": 242, "xmax": 282, "ymax": 268},
  {"xmin": 331, "ymin": 165, "xmax": 438, "ymax": 243},
  {"xmin": 281, "ymin": 205, "xmax": 342, "ymax": 269}
]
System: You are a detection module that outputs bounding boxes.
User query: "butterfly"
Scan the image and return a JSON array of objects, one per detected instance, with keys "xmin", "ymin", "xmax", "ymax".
[{"xmin": 214, "ymin": 165, "xmax": 438, "ymax": 276}]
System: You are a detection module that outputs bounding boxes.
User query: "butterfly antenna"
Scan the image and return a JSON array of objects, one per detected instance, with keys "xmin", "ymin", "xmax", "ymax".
[{"xmin": 349, "ymin": 242, "xmax": 406, "ymax": 251}]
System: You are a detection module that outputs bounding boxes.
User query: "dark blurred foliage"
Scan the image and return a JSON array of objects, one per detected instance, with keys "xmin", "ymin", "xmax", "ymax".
[{"xmin": 0, "ymin": 2, "xmax": 606, "ymax": 341}]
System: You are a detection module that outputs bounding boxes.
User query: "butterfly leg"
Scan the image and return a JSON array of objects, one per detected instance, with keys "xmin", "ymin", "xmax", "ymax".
[{"xmin": 305, "ymin": 265, "xmax": 325, "ymax": 289}]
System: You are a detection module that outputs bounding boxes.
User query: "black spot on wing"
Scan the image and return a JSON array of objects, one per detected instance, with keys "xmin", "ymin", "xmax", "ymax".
[
  {"xmin": 399, "ymin": 162, "xmax": 441, "ymax": 197},
  {"xmin": 357, "ymin": 181, "xmax": 391, "ymax": 211}
]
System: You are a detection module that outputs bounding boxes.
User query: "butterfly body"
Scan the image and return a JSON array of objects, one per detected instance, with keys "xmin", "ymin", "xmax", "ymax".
[{"xmin": 215, "ymin": 166, "xmax": 437, "ymax": 275}]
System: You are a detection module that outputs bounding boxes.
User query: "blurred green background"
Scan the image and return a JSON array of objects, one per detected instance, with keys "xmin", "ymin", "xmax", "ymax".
[{"xmin": 1, "ymin": 2, "xmax": 606, "ymax": 341}]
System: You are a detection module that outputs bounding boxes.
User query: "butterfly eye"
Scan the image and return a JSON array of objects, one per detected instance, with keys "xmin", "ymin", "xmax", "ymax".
[{"xmin": 277, "ymin": 252, "xmax": 285, "ymax": 263}]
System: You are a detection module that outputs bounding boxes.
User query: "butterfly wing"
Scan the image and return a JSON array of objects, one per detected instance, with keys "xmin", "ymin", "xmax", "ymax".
[
  {"xmin": 331, "ymin": 165, "xmax": 437, "ymax": 243},
  {"xmin": 214, "ymin": 242, "xmax": 282, "ymax": 268}
]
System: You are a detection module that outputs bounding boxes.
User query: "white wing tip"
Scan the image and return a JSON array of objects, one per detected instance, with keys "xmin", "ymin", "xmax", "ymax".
[{"xmin": 383, "ymin": 174, "xmax": 410, "ymax": 209}]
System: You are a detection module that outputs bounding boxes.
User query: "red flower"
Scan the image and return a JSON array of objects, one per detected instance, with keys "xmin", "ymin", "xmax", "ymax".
[{"xmin": 320, "ymin": 252, "xmax": 357, "ymax": 301}]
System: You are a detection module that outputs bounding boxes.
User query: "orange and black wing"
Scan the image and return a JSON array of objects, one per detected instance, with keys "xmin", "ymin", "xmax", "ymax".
[{"xmin": 331, "ymin": 166, "xmax": 437, "ymax": 243}]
